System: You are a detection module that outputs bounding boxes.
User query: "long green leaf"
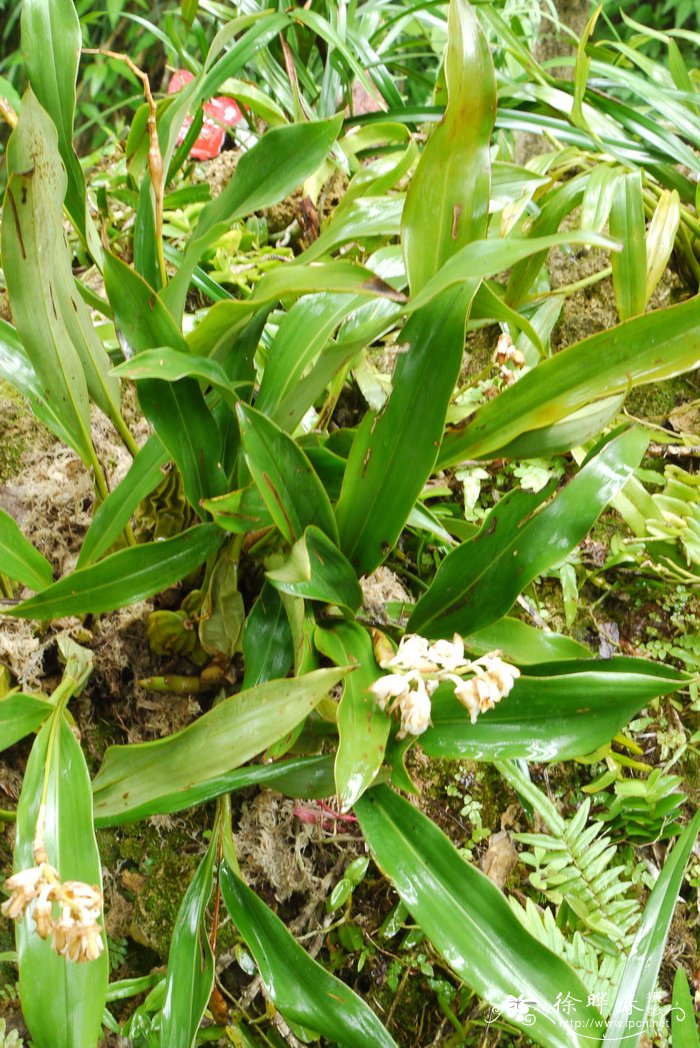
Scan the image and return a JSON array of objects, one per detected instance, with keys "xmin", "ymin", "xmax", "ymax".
[
  {"xmin": 645, "ymin": 189, "xmax": 681, "ymax": 306},
  {"xmin": 336, "ymin": 286, "xmax": 469, "ymax": 575},
  {"xmin": 602, "ymin": 811, "xmax": 700, "ymax": 1047},
  {"xmin": 163, "ymin": 116, "xmax": 342, "ymax": 319},
  {"xmin": 0, "ymin": 508, "xmax": 53, "ymax": 590},
  {"xmin": 186, "ymin": 259, "xmax": 399, "ymax": 356},
  {"xmin": 356, "ymin": 785, "xmax": 602, "ymax": 1047},
  {"xmin": 94, "ymin": 755, "xmax": 335, "ymax": 828},
  {"xmin": 104, "ymin": 252, "xmax": 228, "ymax": 510},
  {"xmin": 3, "ymin": 91, "xmax": 95, "ymax": 467},
  {"xmin": 411, "ymin": 428, "xmax": 647, "ymax": 637},
  {"xmin": 609, "ymin": 171, "xmax": 647, "ymax": 320},
  {"xmin": 14, "ymin": 717, "xmax": 108, "ymax": 1048},
  {"xmin": 439, "ymin": 296, "xmax": 700, "ymax": 465},
  {"xmin": 671, "ymin": 969, "xmax": 699, "ymax": 1048},
  {"xmin": 0, "ymin": 693, "xmax": 53, "ymax": 753},
  {"xmin": 0, "ymin": 318, "xmax": 75, "ymax": 449},
  {"xmin": 160, "ymin": 839, "xmax": 216, "ymax": 1048},
  {"xmin": 463, "ymin": 617, "xmax": 591, "ymax": 664},
  {"xmin": 236, "ymin": 404, "xmax": 338, "ymax": 544},
  {"xmin": 77, "ymin": 437, "xmax": 169, "ymax": 568},
  {"xmin": 91, "ymin": 668, "xmax": 346, "ymax": 823},
  {"xmin": 113, "ymin": 349, "xmax": 248, "ymax": 410},
  {"xmin": 401, "ymin": 0, "xmax": 496, "ymax": 294},
  {"xmin": 242, "ymin": 583, "xmax": 293, "ymax": 689},
  {"xmin": 4, "ymin": 90, "xmax": 124, "ymax": 436},
  {"xmin": 21, "ymin": 0, "xmax": 87, "ymax": 236},
  {"xmin": 267, "ymin": 526, "xmax": 362, "ymax": 612},
  {"xmin": 219, "ymin": 865, "xmax": 397, "ymax": 1047},
  {"xmin": 316, "ymin": 622, "xmax": 391, "ymax": 810},
  {"xmin": 408, "ymin": 230, "xmax": 616, "ymax": 314},
  {"xmin": 421, "ymin": 659, "xmax": 686, "ymax": 762},
  {"xmin": 9, "ymin": 525, "xmax": 223, "ymax": 620}
]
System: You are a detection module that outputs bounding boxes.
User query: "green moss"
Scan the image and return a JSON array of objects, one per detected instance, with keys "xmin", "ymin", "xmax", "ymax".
[
  {"xmin": 97, "ymin": 823, "xmax": 202, "ymax": 960},
  {"xmin": 0, "ymin": 383, "xmax": 50, "ymax": 484},
  {"xmin": 626, "ymin": 376, "xmax": 695, "ymax": 422}
]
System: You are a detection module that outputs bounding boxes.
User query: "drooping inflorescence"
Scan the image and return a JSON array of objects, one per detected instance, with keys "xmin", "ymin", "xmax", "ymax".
[{"xmin": 370, "ymin": 633, "xmax": 520, "ymax": 737}]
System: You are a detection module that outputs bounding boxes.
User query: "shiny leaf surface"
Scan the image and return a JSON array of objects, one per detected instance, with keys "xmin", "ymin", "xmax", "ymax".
[
  {"xmin": 602, "ymin": 812, "xmax": 700, "ymax": 1046},
  {"xmin": 316, "ymin": 622, "xmax": 390, "ymax": 810},
  {"xmin": 220, "ymin": 864, "xmax": 397, "ymax": 1047},
  {"xmin": 421, "ymin": 659, "xmax": 686, "ymax": 762},
  {"xmin": 439, "ymin": 297, "xmax": 700, "ymax": 464},
  {"xmin": 9, "ymin": 525, "xmax": 223, "ymax": 620},
  {"xmin": 267, "ymin": 527, "xmax": 362, "ymax": 612},
  {"xmin": 237, "ymin": 403, "xmax": 338, "ymax": 544},
  {"xmin": 356, "ymin": 785, "xmax": 601, "ymax": 1047},
  {"xmin": 92, "ymin": 668, "xmax": 346, "ymax": 823}
]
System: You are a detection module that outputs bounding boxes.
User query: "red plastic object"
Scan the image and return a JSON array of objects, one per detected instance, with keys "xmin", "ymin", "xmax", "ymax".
[{"xmin": 168, "ymin": 69, "xmax": 242, "ymax": 160}]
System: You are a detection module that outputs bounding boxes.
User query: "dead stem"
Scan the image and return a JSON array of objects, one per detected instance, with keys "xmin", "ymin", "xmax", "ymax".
[{"xmin": 82, "ymin": 48, "xmax": 167, "ymax": 287}]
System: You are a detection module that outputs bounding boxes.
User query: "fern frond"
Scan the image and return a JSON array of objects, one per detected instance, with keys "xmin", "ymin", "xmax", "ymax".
[
  {"xmin": 514, "ymin": 797, "xmax": 640, "ymax": 945},
  {"xmin": 509, "ymin": 898, "xmax": 625, "ymax": 1014},
  {"xmin": 496, "ymin": 763, "xmax": 643, "ymax": 949},
  {"xmin": 510, "ymin": 900, "xmax": 671, "ymax": 1042}
]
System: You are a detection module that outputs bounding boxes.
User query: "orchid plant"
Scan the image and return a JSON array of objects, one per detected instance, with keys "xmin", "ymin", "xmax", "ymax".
[{"xmin": 0, "ymin": 0, "xmax": 698, "ymax": 1045}]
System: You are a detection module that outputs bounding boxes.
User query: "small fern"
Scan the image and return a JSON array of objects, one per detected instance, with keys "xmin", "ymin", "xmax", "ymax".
[
  {"xmin": 497, "ymin": 762, "xmax": 641, "ymax": 949},
  {"xmin": 0, "ymin": 982, "xmax": 19, "ymax": 1008},
  {"xmin": 510, "ymin": 900, "xmax": 671, "ymax": 1042},
  {"xmin": 0, "ymin": 1019, "xmax": 23, "ymax": 1048},
  {"xmin": 595, "ymin": 770, "xmax": 686, "ymax": 843},
  {"xmin": 509, "ymin": 898, "xmax": 625, "ymax": 1013}
]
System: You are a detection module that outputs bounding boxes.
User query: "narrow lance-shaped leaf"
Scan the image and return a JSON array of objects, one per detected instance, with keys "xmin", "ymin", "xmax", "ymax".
[
  {"xmin": 113, "ymin": 349, "xmax": 249, "ymax": 411},
  {"xmin": 436, "ymin": 294, "xmax": 700, "ymax": 464},
  {"xmin": 0, "ymin": 693, "xmax": 53, "ymax": 754},
  {"xmin": 77, "ymin": 436, "xmax": 169, "ymax": 568},
  {"xmin": 609, "ymin": 171, "xmax": 647, "ymax": 321},
  {"xmin": 645, "ymin": 189, "xmax": 680, "ymax": 306},
  {"xmin": 356, "ymin": 786, "xmax": 602, "ymax": 1048},
  {"xmin": 267, "ymin": 527, "xmax": 362, "ymax": 612},
  {"xmin": 602, "ymin": 811, "xmax": 700, "ymax": 1047},
  {"xmin": 21, "ymin": 0, "xmax": 87, "ymax": 237},
  {"xmin": 162, "ymin": 116, "xmax": 343, "ymax": 320},
  {"xmin": 4, "ymin": 91, "xmax": 125, "ymax": 440},
  {"xmin": 236, "ymin": 403, "xmax": 338, "ymax": 544},
  {"xmin": 2, "ymin": 91, "xmax": 96, "ymax": 467},
  {"xmin": 187, "ymin": 259, "xmax": 402, "ymax": 356},
  {"xmin": 421, "ymin": 659, "xmax": 687, "ymax": 763},
  {"xmin": 0, "ymin": 508, "xmax": 53, "ymax": 591},
  {"xmin": 401, "ymin": 0, "xmax": 496, "ymax": 294},
  {"xmin": 91, "ymin": 668, "xmax": 347, "ymax": 823},
  {"xmin": 336, "ymin": 286, "xmax": 469, "ymax": 575},
  {"xmin": 219, "ymin": 865, "xmax": 398, "ymax": 1048},
  {"xmin": 94, "ymin": 755, "xmax": 335, "ymax": 829},
  {"xmin": 0, "ymin": 318, "xmax": 76, "ymax": 449},
  {"xmin": 9, "ymin": 525, "xmax": 223, "ymax": 620},
  {"xmin": 13, "ymin": 716, "xmax": 108, "ymax": 1048},
  {"xmin": 315, "ymin": 622, "xmax": 391, "ymax": 810},
  {"xmin": 160, "ymin": 837, "xmax": 216, "ymax": 1048},
  {"xmin": 104, "ymin": 251, "xmax": 228, "ymax": 511},
  {"xmin": 242, "ymin": 583, "xmax": 294, "ymax": 689},
  {"xmin": 671, "ymin": 969, "xmax": 699, "ymax": 1048},
  {"xmin": 411, "ymin": 427, "xmax": 648, "ymax": 637}
]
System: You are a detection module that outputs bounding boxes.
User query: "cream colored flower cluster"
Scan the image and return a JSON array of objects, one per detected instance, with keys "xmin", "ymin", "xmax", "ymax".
[
  {"xmin": 370, "ymin": 633, "xmax": 519, "ymax": 738},
  {"xmin": 1, "ymin": 861, "xmax": 104, "ymax": 963}
]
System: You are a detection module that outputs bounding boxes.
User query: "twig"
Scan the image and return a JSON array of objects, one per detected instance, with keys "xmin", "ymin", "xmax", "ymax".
[
  {"xmin": 647, "ymin": 442, "xmax": 700, "ymax": 458},
  {"xmin": 82, "ymin": 48, "xmax": 167, "ymax": 287}
]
